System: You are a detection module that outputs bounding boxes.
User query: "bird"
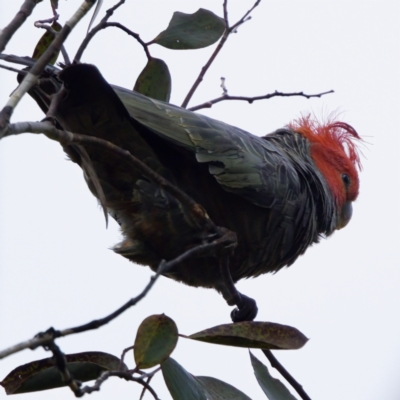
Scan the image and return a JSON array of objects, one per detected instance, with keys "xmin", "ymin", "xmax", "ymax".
[{"xmin": 27, "ymin": 63, "xmax": 362, "ymax": 322}]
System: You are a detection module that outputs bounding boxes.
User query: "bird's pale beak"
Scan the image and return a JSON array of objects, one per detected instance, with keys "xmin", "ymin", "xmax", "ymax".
[{"xmin": 337, "ymin": 201, "xmax": 353, "ymax": 230}]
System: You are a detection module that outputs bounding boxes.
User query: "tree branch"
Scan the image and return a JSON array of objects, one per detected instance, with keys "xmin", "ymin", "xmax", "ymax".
[
  {"xmin": 0, "ymin": 224, "xmax": 225, "ymax": 360},
  {"xmin": 74, "ymin": 1, "xmax": 151, "ymax": 62},
  {"xmin": 188, "ymin": 89, "xmax": 334, "ymax": 111},
  {"xmin": 0, "ymin": 0, "xmax": 37, "ymax": 53},
  {"xmin": 79, "ymin": 369, "xmax": 160, "ymax": 399},
  {"xmin": 46, "ymin": 340, "xmax": 160, "ymax": 399},
  {"xmin": 0, "ymin": 0, "xmax": 97, "ymax": 133},
  {"xmin": 262, "ymin": 349, "xmax": 312, "ymax": 400},
  {"xmin": 180, "ymin": 0, "xmax": 261, "ymax": 109}
]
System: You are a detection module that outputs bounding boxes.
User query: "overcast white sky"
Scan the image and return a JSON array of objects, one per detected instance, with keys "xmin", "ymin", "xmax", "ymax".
[{"xmin": 0, "ymin": 1, "xmax": 399, "ymax": 399}]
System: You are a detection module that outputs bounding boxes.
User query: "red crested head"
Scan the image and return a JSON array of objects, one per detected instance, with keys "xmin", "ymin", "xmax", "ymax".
[{"xmin": 290, "ymin": 116, "xmax": 362, "ymax": 229}]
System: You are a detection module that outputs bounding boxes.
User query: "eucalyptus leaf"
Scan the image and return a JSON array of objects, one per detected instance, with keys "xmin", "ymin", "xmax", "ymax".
[
  {"xmin": 189, "ymin": 321, "xmax": 308, "ymax": 350},
  {"xmin": 161, "ymin": 357, "xmax": 253, "ymax": 399},
  {"xmin": 134, "ymin": 314, "xmax": 178, "ymax": 369},
  {"xmin": 197, "ymin": 376, "xmax": 253, "ymax": 400},
  {"xmin": 32, "ymin": 21, "xmax": 62, "ymax": 65},
  {"xmin": 250, "ymin": 352, "xmax": 299, "ymax": 400},
  {"xmin": 0, "ymin": 352, "xmax": 126, "ymax": 394},
  {"xmin": 152, "ymin": 8, "xmax": 225, "ymax": 50},
  {"xmin": 134, "ymin": 58, "xmax": 171, "ymax": 102},
  {"xmin": 161, "ymin": 357, "xmax": 207, "ymax": 400}
]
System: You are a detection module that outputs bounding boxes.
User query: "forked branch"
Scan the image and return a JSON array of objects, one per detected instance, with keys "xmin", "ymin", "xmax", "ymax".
[{"xmin": 188, "ymin": 89, "xmax": 335, "ymax": 111}]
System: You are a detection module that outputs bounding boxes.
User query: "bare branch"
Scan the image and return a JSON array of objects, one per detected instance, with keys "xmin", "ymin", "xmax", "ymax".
[
  {"xmin": 75, "ymin": 22, "xmax": 151, "ymax": 62},
  {"xmin": 139, "ymin": 368, "xmax": 161, "ymax": 400},
  {"xmin": 0, "ymin": 53, "xmax": 59, "ymax": 72},
  {"xmin": 0, "ymin": 0, "xmax": 37, "ymax": 53},
  {"xmin": 100, "ymin": 0, "xmax": 125, "ymax": 23},
  {"xmin": 79, "ymin": 369, "xmax": 160, "ymax": 399},
  {"xmin": 0, "ymin": 0, "xmax": 97, "ymax": 132},
  {"xmin": 74, "ymin": 1, "xmax": 151, "ymax": 62},
  {"xmin": 0, "ymin": 209, "xmax": 223, "ymax": 360},
  {"xmin": 46, "ymin": 340, "xmax": 160, "ymax": 399},
  {"xmin": 262, "ymin": 349, "xmax": 312, "ymax": 400},
  {"xmin": 46, "ymin": 341, "xmax": 82, "ymax": 395},
  {"xmin": 180, "ymin": 0, "xmax": 262, "ymax": 108},
  {"xmin": 229, "ymin": 0, "xmax": 261, "ymax": 32},
  {"xmin": 119, "ymin": 345, "xmax": 134, "ymax": 371},
  {"xmin": 0, "ymin": 63, "xmax": 27, "ymax": 74},
  {"xmin": 188, "ymin": 90, "xmax": 335, "ymax": 112}
]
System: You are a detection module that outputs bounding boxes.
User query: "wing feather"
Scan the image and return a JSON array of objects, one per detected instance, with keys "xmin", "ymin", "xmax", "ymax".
[{"xmin": 114, "ymin": 85, "xmax": 301, "ymax": 208}]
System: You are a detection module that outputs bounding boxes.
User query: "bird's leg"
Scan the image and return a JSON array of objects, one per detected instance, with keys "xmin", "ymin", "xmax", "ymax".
[
  {"xmin": 212, "ymin": 228, "xmax": 258, "ymax": 322},
  {"xmin": 216, "ymin": 256, "xmax": 258, "ymax": 322}
]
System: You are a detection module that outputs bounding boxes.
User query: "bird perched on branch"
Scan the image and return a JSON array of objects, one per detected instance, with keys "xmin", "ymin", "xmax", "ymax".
[{"xmin": 28, "ymin": 63, "xmax": 362, "ymax": 322}]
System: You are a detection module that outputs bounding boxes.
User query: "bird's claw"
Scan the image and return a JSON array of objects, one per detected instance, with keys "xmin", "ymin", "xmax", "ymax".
[{"xmin": 230, "ymin": 294, "xmax": 258, "ymax": 322}]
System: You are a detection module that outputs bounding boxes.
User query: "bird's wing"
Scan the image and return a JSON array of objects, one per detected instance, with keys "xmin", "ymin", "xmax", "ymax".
[{"xmin": 114, "ymin": 86, "xmax": 302, "ymax": 208}]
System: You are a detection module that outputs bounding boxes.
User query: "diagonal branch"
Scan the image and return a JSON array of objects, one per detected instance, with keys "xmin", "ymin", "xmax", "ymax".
[
  {"xmin": 0, "ymin": 0, "xmax": 97, "ymax": 133},
  {"xmin": 188, "ymin": 89, "xmax": 335, "ymax": 112},
  {"xmin": 0, "ymin": 0, "xmax": 38, "ymax": 53},
  {"xmin": 262, "ymin": 349, "xmax": 312, "ymax": 400},
  {"xmin": 0, "ymin": 178, "xmax": 223, "ymax": 361},
  {"xmin": 180, "ymin": 0, "xmax": 261, "ymax": 109}
]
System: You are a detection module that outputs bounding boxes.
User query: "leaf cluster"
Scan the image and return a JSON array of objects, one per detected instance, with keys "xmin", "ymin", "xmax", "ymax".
[{"xmin": 1, "ymin": 314, "xmax": 307, "ymax": 399}]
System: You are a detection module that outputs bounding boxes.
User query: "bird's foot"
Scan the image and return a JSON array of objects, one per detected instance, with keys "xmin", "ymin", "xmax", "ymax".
[{"xmin": 230, "ymin": 294, "xmax": 258, "ymax": 322}]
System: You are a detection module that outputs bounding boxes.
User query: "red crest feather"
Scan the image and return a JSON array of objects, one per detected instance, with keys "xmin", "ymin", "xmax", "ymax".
[{"xmin": 290, "ymin": 115, "xmax": 362, "ymax": 205}]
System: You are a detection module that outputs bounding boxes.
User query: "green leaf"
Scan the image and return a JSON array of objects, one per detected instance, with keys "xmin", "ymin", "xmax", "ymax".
[
  {"xmin": 152, "ymin": 8, "xmax": 225, "ymax": 50},
  {"xmin": 250, "ymin": 352, "xmax": 299, "ymax": 400},
  {"xmin": 161, "ymin": 357, "xmax": 207, "ymax": 400},
  {"xmin": 134, "ymin": 58, "xmax": 171, "ymax": 102},
  {"xmin": 134, "ymin": 314, "xmax": 178, "ymax": 369},
  {"xmin": 0, "ymin": 351, "xmax": 126, "ymax": 394},
  {"xmin": 32, "ymin": 22, "xmax": 62, "ymax": 65},
  {"xmin": 161, "ymin": 357, "xmax": 253, "ymax": 400},
  {"xmin": 189, "ymin": 322, "xmax": 308, "ymax": 350},
  {"xmin": 197, "ymin": 376, "xmax": 252, "ymax": 400}
]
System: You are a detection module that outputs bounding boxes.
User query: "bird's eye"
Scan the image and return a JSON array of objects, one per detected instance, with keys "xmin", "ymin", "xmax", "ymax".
[{"xmin": 342, "ymin": 174, "xmax": 351, "ymax": 186}]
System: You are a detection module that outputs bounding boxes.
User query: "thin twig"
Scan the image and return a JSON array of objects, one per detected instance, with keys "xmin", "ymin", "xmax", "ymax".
[
  {"xmin": 262, "ymin": 349, "xmax": 312, "ymax": 400},
  {"xmin": 180, "ymin": 0, "xmax": 261, "ymax": 108},
  {"xmin": 100, "ymin": 0, "xmax": 125, "ymax": 23},
  {"xmin": 46, "ymin": 341, "xmax": 82, "ymax": 395},
  {"xmin": 0, "ymin": 0, "xmax": 37, "ymax": 53},
  {"xmin": 79, "ymin": 370, "xmax": 160, "ymax": 399},
  {"xmin": 119, "ymin": 345, "xmax": 134, "ymax": 371},
  {"xmin": 188, "ymin": 90, "xmax": 335, "ymax": 112},
  {"xmin": 0, "ymin": 53, "xmax": 60, "ymax": 72},
  {"xmin": 0, "ymin": 63, "xmax": 27, "ymax": 74},
  {"xmin": 74, "ymin": 1, "xmax": 150, "ymax": 62},
  {"xmin": 229, "ymin": 0, "xmax": 261, "ymax": 32},
  {"xmin": 46, "ymin": 340, "xmax": 160, "ymax": 399},
  {"xmin": 75, "ymin": 22, "xmax": 151, "ymax": 62},
  {"xmin": 0, "ymin": 233, "xmax": 222, "ymax": 360},
  {"xmin": 139, "ymin": 368, "xmax": 160, "ymax": 400}
]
